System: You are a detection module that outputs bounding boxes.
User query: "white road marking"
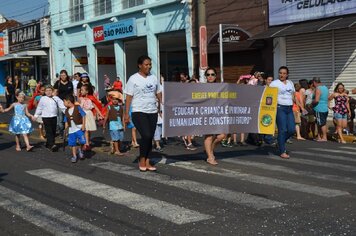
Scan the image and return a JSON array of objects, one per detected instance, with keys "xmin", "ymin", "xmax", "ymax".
[
  {"xmin": 26, "ymin": 169, "xmax": 213, "ymax": 225},
  {"xmin": 91, "ymin": 162, "xmax": 285, "ymax": 210},
  {"xmin": 292, "ymin": 151, "xmax": 356, "ymax": 163},
  {"xmin": 309, "ymin": 148, "xmax": 355, "ymax": 156},
  {"xmin": 0, "ymin": 185, "xmax": 115, "ymax": 235},
  {"xmin": 339, "ymin": 146, "xmax": 356, "ymax": 151},
  {"xmin": 222, "ymin": 159, "xmax": 356, "ymax": 185},
  {"xmin": 152, "ymin": 158, "xmax": 349, "ymax": 198},
  {"xmin": 267, "ymin": 153, "xmax": 356, "ymax": 172}
]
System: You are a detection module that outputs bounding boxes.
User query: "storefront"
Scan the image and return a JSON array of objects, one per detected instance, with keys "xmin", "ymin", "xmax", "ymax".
[
  {"xmin": 0, "ymin": 18, "xmax": 51, "ymax": 95},
  {"xmin": 50, "ymin": 0, "xmax": 192, "ymax": 98},
  {"xmin": 253, "ymin": 1, "xmax": 356, "ymax": 91}
]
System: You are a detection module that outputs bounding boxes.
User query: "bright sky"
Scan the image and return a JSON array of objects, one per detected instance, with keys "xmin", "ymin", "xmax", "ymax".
[{"xmin": 0, "ymin": 0, "xmax": 49, "ymax": 23}]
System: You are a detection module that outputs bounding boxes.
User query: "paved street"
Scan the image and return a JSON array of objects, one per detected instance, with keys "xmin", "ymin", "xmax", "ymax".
[{"xmin": 0, "ymin": 111, "xmax": 356, "ymax": 235}]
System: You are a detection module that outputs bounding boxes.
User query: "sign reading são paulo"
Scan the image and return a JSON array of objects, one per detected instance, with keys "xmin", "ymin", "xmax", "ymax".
[
  {"xmin": 269, "ymin": 0, "xmax": 356, "ymax": 26},
  {"xmin": 163, "ymin": 83, "xmax": 278, "ymax": 137},
  {"xmin": 93, "ymin": 18, "xmax": 137, "ymax": 43}
]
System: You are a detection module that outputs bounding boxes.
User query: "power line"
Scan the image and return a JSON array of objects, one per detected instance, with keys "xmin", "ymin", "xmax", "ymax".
[{"xmin": 7, "ymin": 3, "xmax": 48, "ymax": 20}]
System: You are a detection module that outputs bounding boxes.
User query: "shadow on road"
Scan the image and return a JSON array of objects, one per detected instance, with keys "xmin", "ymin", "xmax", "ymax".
[{"xmin": 0, "ymin": 173, "xmax": 8, "ymax": 182}]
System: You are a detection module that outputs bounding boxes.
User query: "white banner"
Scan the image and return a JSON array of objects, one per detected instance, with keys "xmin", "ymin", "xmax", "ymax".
[{"xmin": 269, "ymin": 0, "xmax": 356, "ymax": 26}]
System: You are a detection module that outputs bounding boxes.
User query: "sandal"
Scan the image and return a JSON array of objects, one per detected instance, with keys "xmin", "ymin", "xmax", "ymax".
[
  {"xmin": 280, "ymin": 153, "xmax": 290, "ymax": 159},
  {"xmin": 206, "ymin": 158, "xmax": 218, "ymax": 165},
  {"xmin": 26, "ymin": 146, "xmax": 34, "ymax": 152},
  {"xmin": 15, "ymin": 147, "xmax": 21, "ymax": 152}
]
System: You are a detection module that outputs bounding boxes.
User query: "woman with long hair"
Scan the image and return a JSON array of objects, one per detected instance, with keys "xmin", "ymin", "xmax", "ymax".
[{"xmin": 204, "ymin": 67, "xmax": 226, "ymax": 165}]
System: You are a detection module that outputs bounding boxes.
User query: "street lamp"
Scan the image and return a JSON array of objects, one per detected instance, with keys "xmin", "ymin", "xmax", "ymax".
[{"xmin": 219, "ymin": 23, "xmax": 238, "ymax": 83}]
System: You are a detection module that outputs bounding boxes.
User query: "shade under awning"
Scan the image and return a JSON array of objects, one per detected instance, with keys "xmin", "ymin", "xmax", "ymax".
[
  {"xmin": 0, "ymin": 50, "xmax": 47, "ymax": 62},
  {"xmin": 251, "ymin": 15, "xmax": 356, "ymax": 40}
]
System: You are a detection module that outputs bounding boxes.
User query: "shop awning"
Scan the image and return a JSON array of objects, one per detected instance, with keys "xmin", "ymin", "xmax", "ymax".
[
  {"xmin": 0, "ymin": 50, "xmax": 47, "ymax": 62},
  {"xmin": 251, "ymin": 15, "xmax": 356, "ymax": 40}
]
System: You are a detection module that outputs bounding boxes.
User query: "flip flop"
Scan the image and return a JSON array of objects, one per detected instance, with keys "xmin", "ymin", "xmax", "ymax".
[{"xmin": 26, "ymin": 146, "xmax": 34, "ymax": 152}]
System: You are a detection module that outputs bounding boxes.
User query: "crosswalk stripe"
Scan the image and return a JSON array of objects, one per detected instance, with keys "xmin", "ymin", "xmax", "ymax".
[
  {"xmin": 292, "ymin": 151, "xmax": 356, "ymax": 163},
  {"xmin": 309, "ymin": 148, "xmax": 355, "ymax": 156},
  {"xmin": 26, "ymin": 169, "xmax": 213, "ymax": 225},
  {"xmin": 153, "ymin": 158, "xmax": 349, "ymax": 197},
  {"xmin": 267, "ymin": 153, "xmax": 356, "ymax": 172},
  {"xmin": 91, "ymin": 162, "xmax": 285, "ymax": 210},
  {"xmin": 340, "ymin": 146, "xmax": 356, "ymax": 151},
  {"xmin": 222, "ymin": 159, "xmax": 356, "ymax": 185},
  {"xmin": 0, "ymin": 185, "xmax": 115, "ymax": 235}
]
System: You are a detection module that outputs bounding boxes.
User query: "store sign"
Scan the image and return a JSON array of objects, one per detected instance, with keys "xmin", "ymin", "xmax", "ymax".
[
  {"xmin": 93, "ymin": 18, "xmax": 137, "ymax": 43},
  {"xmin": 208, "ymin": 27, "xmax": 251, "ymax": 44},
  {"xmin": 8, "ymin": 21, "xmax": 41, "ymax": 53},
  {"xmin": 0, "ymin": 33, "xmax": 4, "ymax": 57},
  {"xmin": 269, "ymin": 0, "xmax": 356, "ymax": 26}
]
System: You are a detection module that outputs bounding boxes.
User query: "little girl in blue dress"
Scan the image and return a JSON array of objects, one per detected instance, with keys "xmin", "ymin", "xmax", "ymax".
[{"xmin": 0, "ymin": 92, "xmax": 34, "ymax": 151}]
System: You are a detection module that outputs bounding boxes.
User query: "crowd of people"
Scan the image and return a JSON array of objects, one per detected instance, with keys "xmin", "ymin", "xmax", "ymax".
[{"xmin": 1, "ymin": 57, "xmax": 355, "ymax": 170}]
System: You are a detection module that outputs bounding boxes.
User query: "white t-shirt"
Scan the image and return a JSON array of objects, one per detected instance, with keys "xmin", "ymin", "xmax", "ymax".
[
  {"xmin": 270, "ymin": 79, "xmax": 295, "ymax": 106},
  {"xmin": 125, "ymin": 73, "xmax": 162, "ymax": 113}
]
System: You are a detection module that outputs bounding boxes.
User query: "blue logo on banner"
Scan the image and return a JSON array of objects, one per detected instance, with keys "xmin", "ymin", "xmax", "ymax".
[{"xmin": 103, "ymin": 18, "xmax": 137, "ymax": 41}]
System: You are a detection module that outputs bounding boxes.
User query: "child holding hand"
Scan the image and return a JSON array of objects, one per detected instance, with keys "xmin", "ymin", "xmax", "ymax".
[
  {"xmin": 63, "ymin": 94, "xmax": 87, "ymax": 163},
  {"xmin": 103, "ymin": 92, "xmax": 126, "ymax": 156}
]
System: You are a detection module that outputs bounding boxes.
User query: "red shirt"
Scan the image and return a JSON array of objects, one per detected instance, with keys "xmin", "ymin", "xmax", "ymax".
[{"xmin": 112, "ymin": 80, "xmax": 122, "ymax": 91}]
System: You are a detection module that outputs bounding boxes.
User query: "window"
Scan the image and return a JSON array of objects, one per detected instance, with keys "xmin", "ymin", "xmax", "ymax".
[
  {"xmin": 70, "ymin": 0, "xmax": 84, "ymax": 22},
  {"xmin": 122, "ymin": 0, "xmax": 145, "ymax": 9},
  {"xmin": 95, "ymin": 0, "xmax": 112, "ymax": 16}
]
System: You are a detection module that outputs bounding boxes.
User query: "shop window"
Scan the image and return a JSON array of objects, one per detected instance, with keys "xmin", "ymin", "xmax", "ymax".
[
  {"xmin": 122, "ymin": 0, "xmax": 145, "ymax": 9},
  {"xmin": 95, "ymin": 0, "xmax": 112, "ymax": 16},
  {"xmin": 70, "ymin": 0, "xmax": 84, "ymax": 22}
]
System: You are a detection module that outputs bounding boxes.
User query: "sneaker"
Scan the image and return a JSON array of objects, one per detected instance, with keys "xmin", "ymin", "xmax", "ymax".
[
  {"xmin": 286, "ymin": 139, "xmax": 293, "ymax": 144},
  {"xmin": 238, "ymin": 141, "xmax": 248, "ymax": 146},
  {"xmin": 50, "ymin": 145, "xmax": 58, "ymax": 152},
  {"xmin": 71, "ymin": 156, "xmax": 78, "ymax": 163},
  {"xmin": 155, "ymin": 146, "xmax": 163, "ymax": 152},
  {"xmin": 78, "ymin": 149, "xmax": 85, "ymax": 159},
  {"xmin": 221, "ymin": 140, "xmax": 233, "ymax": 148},
  {"xmin": 186, "ymin": 143, "xmax": 197, "ymax": 151}
]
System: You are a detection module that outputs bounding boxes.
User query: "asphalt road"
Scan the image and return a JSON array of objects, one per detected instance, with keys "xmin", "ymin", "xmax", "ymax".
[{"xmin": 0, "ymin": 111, "xmax": 356, "ymax": 235}]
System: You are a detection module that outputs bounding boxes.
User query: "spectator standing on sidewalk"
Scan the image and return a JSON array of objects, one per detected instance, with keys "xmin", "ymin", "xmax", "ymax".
[
  {"xmin": 270, "ymin": 66, "xmax": 296, "ymax": 159},
  {"xmin": 328, "ymin": 82, "xmax": 350, "ymax": 143},
  {"xmin": 312, "ymin": 77, "xmax": 329, "ymax": 142},
  {"xmin": 5, "ymin": 76, "xmax": 15, "ymax": 108}
]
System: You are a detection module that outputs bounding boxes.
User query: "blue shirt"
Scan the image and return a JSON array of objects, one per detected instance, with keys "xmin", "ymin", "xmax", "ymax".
[
  {"xmin": 109, "ymin": 105, "xmax": 124, "ymax": 131},
  {"xmin": 313, "ymin": 85, "xmax": 329, "ymax": 113}
]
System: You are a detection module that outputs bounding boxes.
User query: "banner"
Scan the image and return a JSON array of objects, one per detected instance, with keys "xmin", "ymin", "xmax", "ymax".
[
  {"xmin": 269, "ymin": 0, "xmax": 356, "ymax": 26},
  {"xmin": 163, "ymin": 82, "xmax": 278, "ymax": 137},
  {"xmin": 0, "ymin": 33, "xmax": 4, "ymax": 57}
]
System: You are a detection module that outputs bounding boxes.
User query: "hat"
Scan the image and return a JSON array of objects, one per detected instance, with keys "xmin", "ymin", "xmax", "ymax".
[
  {"xmin": 80, "ymin": 72, "xmax": 89, "ymax": 78},
  {"xmin": 108, "ymin": 91, "xmax": 123, "ymax": 101}
]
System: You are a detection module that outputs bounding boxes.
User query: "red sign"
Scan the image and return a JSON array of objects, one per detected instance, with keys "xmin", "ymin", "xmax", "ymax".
[
  {"xmin": 199, "ymin": 26, "xmax": 208, "ymax": 70},
  {"xmin": 93, "ymin": 26, "xmax": 104, "ymax": 42},
  {"xmin": 0, "ymin": 36, "xmax": 4, "ymax": 57}
]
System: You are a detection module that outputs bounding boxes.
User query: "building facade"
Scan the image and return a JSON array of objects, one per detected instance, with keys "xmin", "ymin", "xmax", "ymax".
[
  {"xmin": 254, "ymin": 1, "xmax": 356, "ymax": 91},
  {"xmin": 49, "ymin": 0, "xmax": 193, "ymax": 98}
]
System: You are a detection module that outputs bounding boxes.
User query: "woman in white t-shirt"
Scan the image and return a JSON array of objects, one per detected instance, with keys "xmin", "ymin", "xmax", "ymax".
[
  {"xmin": 270, "ymin": 66, "xmax": 296, "ymax": 159},
  {"xmin": 124, "ymin": 55, "xmax": 163, "ymax": 172}
]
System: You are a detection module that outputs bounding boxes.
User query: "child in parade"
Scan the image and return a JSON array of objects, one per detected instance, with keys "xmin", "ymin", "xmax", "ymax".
[
  {"xmin": 0, "ymin": 91, "xmax": 34, "ymax": 152},
  {"xmin": 154, "ymin": 109, "xmax": 163, "ymax": 152},
  {"xmin": 63, "ymin": 94, "xmax": 87, "ymax": 163},
  {"xmin": 103, "ymin": 92, "xmax": 126, "ymax": 156},
  {"xmin": 33, "ymin": 85, "xmax": 46, "ymax": 139},
  {"xmin": 33, "ymin": 85, "xmax": 66, "ymax": 152},
  {"xmin": 78, "ymin": 84, "xmax": 104, "ymax": 151}
]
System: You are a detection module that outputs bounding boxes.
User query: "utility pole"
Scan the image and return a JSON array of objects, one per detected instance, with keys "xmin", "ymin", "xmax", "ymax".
[{"xmin": 197, "ymin": 0, "xmax": 207, "ymax": 83}]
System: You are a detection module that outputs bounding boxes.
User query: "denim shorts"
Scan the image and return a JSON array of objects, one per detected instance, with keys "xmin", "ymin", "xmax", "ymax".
[
  {"xmin": 110, "ymin": 129, "xmax": 124, "ymax": 141},
  {"xmin": 68, "ymin": 129, "xmax": 86, "ymax": 147},
  {"xmin": 334, "ymin": 112, "xmax": 347, "ymax": 120}
]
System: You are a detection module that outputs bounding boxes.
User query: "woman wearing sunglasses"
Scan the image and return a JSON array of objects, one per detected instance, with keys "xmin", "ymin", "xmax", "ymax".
[{"xmin": 204, "ymin": 67, "xmax": 226, "ymax": 165}]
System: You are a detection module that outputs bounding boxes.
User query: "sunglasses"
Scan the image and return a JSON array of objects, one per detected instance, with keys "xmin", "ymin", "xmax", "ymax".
[{"xmin": 206, "ymin": 73, "xmax": 216, "ymax": 77}]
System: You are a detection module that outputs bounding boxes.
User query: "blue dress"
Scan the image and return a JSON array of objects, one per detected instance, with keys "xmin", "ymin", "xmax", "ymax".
[{"xmin": 9, "ymin": 104, "xmax": 33, "ymax": 134}]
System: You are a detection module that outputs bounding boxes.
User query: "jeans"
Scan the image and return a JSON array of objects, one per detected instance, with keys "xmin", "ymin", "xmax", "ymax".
[
  {"xmin": 276, "ymin": 105, "xmax": 295, "ymax": 154},
  {"xmin": 131, "ymin": 112, "xmax": 158, "ymax": 158}
]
